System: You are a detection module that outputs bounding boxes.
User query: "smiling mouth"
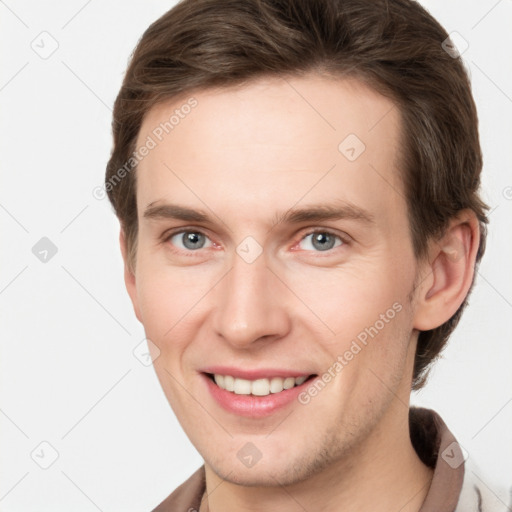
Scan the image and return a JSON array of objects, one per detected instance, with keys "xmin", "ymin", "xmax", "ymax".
[{"xmin": 206, "ymin": 373, "xmax": 316, "ymax": 396}]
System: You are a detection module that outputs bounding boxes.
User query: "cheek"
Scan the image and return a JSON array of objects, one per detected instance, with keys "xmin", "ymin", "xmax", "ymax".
[
  {"xmin": 135, "ymin": 264, "xmax": 198, "ymax": 347},
  {"xmin": 283, "ymin": 260, "xmax": 415, "ymax": 406},
  {"xmin": 280, "ymin": 257, "xmax": 413, "ymax": 341},
  {"xmin": 321, "ymin": 301, "xmax": 414, "ymax": 429}
]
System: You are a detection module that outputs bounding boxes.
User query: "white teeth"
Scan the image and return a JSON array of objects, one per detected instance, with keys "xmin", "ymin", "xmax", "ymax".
[
  {"xmin": 223, "ymin": 374, "xmax": 235, "ymax": 392},
  {"xmin": 295, "ymin": 375, "xmax": 307, "ymax": 386},
  {"xmin": 212, "ymin": 374, "xmax": 310, "ymax": 396},
  {"xmin": 283, "ymin": 377, "xmax": 295, "ymax": 389},
  {"xmin": 251, "ymin": 378, "xmax": 270, "ymax": 396},
  {"xmin": 270, "ymin": 377, "xmax": 284, "ymax": 393},
  {"xmin": 233, "ymin": 378, "xmax": 252, "ymax": 395}
]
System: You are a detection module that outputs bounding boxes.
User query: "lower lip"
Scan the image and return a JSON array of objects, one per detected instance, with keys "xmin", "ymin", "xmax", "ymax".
[{"xmin": 202, "ymin": 374, "xmax": 313, "ymax": 418}]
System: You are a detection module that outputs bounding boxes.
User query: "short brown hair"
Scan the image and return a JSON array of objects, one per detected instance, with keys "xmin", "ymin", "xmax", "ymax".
[{"xmin": 105, "ymin": 0, "xmax": 489, "ymax": 389}]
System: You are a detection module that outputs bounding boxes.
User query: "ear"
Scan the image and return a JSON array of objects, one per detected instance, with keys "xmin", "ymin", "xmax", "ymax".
[
  {"xmin": 119, "ymin": 228, "xmax": 142, "ymax": 323},
  {"xmin": 413, "ymin": 210, "xmax": 480, "ymax": 331}
]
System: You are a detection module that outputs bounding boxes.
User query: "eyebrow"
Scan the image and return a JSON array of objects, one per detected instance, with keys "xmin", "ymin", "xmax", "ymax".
[{"xmin": 143, "ymin": 201, "xmax": 375, "ymax": 227}]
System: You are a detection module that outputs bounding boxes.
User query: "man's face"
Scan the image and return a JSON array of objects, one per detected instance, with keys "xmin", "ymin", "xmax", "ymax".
[{"xmin": 128, "ymin": 74, "xmax": 423, "ymax": 485}]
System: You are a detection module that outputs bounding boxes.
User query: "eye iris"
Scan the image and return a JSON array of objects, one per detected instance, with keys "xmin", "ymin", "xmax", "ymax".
[
  {"xmin": 183, "ymin": 232, "xmax": 205, "ymax": 250},
  {"xmin": 312, "ymin": 232, "xmax": 336, "ymax": 251}
]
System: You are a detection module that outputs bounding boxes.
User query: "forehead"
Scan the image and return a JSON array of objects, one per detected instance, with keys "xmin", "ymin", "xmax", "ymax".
[{"xmin": 135, "ymin": 74, "xmax": 405, "ymax": 230}]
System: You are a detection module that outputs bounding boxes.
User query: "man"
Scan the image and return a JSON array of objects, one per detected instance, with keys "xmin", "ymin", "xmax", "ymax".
[{"xmin": 104, "ymin": 0, "xmax": 506, "ymax": 510}]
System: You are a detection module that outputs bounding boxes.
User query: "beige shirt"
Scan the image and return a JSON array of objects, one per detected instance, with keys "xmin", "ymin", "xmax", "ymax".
[{"xmin": 150, "ymin": 407, "xmax": 506, "ymax": 512}]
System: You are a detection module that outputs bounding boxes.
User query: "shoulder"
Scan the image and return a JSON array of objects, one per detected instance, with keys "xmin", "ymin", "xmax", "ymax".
[
  {"xmin": 455, "ymin": 458, "xmax": 511, "ymax": 512},
  {"xmin": 150, "ymin": 466, "xmax": 206, "ymax": 512}
]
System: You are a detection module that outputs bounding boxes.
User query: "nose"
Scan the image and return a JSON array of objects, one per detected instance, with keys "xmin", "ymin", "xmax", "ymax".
[{"xmin": 211, "ymin": 249, "xmax": 291, "ymax": 350}]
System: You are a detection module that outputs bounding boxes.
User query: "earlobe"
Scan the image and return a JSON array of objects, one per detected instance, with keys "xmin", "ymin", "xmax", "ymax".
[
  {"xmin": 413, "ymin": 211, "xmax": 480, "ymax": 331},
  {"xmin": 119, "ymin": 228, "xmax": 143, "ymax": 323}
]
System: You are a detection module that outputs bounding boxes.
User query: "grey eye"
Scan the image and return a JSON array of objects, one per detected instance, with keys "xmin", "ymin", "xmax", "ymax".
[
  {"xmin": 170, "ymin": 231, "xmax": 211, "ymax": 251},
  {"xmin": 299, "ymin": 232, "xmax": 343, "ymax": 252}
]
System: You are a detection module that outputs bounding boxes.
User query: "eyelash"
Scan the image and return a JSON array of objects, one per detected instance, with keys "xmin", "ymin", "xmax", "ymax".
[{"xmin": 161, "ymin": 227, "xmax": 348, "ymax": 256}]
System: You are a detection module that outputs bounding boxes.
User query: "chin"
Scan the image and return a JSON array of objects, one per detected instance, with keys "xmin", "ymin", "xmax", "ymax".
[
  {"xmin": 211, "ymin": 464, "xmax": 300, "ymax": 487},
  {"xmin": 205, "ymin": 449, "xmax": 331, "ymax": 488}
]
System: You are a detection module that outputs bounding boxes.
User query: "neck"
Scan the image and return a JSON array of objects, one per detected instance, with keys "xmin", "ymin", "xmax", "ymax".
[{"xmin": 202, "ymin": 399, "xmax": 434, "ymax": 512}]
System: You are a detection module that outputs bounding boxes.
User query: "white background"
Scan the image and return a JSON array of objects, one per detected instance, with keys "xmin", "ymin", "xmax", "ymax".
[{"xmin": 1, "ymin": 1, "xmax": 511, "ymax": 510}]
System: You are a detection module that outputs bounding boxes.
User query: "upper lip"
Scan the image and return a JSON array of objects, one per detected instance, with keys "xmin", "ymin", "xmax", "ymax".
[{"xmin": 200, "ymin": 366, "xmax": 315, "ymax": 380}]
